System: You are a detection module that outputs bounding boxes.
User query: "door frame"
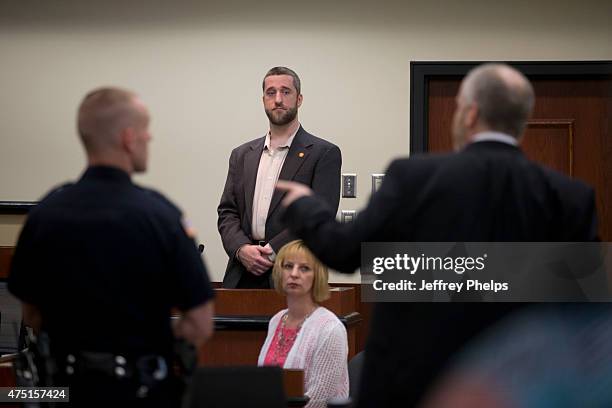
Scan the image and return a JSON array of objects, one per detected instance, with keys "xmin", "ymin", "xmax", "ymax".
[{"xmin": 409, "ymin": 60, "xmax": 612, "ymax": 154}]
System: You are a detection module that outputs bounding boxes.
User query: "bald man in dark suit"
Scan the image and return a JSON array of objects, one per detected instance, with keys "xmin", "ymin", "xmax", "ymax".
[{"xmin": 277, "ymin": 63, "xmax": 598, "ymax": 407}]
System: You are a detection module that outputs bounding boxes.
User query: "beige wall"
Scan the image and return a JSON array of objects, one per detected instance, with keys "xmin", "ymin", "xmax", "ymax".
[{"xmin": 0, "ymin": 0, "xmax": 610, "ymax": 282}]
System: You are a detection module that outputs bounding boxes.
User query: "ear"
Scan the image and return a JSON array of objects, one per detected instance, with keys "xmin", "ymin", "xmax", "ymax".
[
  {"xmin": 120, "ymin": 127, "xmax": 136, "ymax": 153},
  {"xmin": 465, "ymin": 104, "xmax": 479, "ymax": 129},
  {"xmin": 297, "ymin": 93, "xmax": 303, "ymax": 108}
]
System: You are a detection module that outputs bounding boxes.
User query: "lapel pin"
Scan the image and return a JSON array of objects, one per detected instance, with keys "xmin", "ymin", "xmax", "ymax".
[{"xmin": 298, "ymin": 152, "xmax": 305, "ymax": 158}]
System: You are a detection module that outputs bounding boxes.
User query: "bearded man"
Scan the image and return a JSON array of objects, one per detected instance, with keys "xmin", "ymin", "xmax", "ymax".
[{"xmin": 218, "ymin": 66, "xmax": 342, "ymax": 288}]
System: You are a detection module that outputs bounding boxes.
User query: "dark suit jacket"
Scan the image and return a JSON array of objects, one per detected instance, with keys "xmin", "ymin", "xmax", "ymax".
[
  {"xmin": 283, "ymin": 141, "xmax": 598, "ymax": 407},
  {"xmin": 218, "ymin": 126, "xmax": 341, "ymax": 288}
]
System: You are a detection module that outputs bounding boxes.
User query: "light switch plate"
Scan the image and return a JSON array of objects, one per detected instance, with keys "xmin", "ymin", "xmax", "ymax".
[
  {"xmin": 341, "ymin": 210, "xmax": 356, "ymax": 223},
  {"xmin": 371, "ymin": 174, "xmax": 385, "ymax": 194},
  {"xmin": 342, "ymin": 173, "xmax": 357, "ymax": 198}
]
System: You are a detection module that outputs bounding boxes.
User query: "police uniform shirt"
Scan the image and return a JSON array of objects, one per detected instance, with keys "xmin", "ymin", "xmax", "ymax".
[{"xmin": 8, "ymin": 166, "xmax": 214, "ymax": 357}]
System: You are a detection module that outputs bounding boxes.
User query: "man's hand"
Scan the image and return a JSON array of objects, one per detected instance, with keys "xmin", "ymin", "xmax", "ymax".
[
  {"xmin": 276, "ymin": 180, "xmax": 313, "ymax": 207},
  {"xmin": 237, "ymin": 244, "xmax": 274, "ymax": 275}
]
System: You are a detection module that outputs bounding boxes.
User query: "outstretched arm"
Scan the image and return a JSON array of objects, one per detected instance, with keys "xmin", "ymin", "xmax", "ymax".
[
  {"xmin": 268, "ymin": 144, "xmax": 342, "ymax": 253},
  {"xmin": 277, "ymin": 159, "xmax": 406, "ymax": 273}
]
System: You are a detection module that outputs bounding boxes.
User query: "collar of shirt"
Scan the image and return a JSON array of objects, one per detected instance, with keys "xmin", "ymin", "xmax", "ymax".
[
  {"xmin": 471, "ymin": 131, "xmax": 519, "ymax": 146},
  {"xmin": 82, "ymin": 165, "xmax": 132, "ymax": 184},
  {"xmin": 264, "ymin": 126, "xmax": 299, "ymax": 152}
]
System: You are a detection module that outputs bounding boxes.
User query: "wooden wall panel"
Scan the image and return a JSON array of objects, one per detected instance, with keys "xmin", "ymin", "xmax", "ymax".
[
  {"xmin": 522, "ymin": 120, "xmax": 573, "ymax": 176},
  {"xmin": 0, "ymin": 247, "xmax": 13, "ymax": 280},
  {"xmin": 427, "ymin": 79, "xmax": 458, "ymax": 154}
]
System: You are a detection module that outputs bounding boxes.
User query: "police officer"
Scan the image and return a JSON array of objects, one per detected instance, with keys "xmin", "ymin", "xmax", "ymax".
[{"xmin": 8, "ymin": 87, "xmax": 215, "ymax": 406}]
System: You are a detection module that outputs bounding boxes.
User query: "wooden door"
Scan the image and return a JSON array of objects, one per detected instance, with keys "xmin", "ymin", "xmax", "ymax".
[{"xmin": 426, "ymin": 77, "xmax": 612, "ymax": 240}]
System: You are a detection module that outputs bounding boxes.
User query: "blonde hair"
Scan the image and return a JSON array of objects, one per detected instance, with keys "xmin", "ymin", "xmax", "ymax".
[{"xmin": 273, "ymin": 240, "xmax": 330, "ymax": 302}]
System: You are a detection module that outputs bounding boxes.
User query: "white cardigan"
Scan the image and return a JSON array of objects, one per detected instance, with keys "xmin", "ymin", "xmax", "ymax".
[{"xmin": 258, "ymin": 306, "xmax": 349, "ymax": 408}]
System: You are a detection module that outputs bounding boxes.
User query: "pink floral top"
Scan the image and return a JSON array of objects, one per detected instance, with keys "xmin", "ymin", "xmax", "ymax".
[{"xmin": 263, "ymin": 323, "xmax": 300, "ymax": 367}]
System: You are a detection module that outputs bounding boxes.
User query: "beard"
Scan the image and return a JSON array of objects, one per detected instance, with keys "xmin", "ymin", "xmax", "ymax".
[{"xmin": 265, "ymin": 105, "xmax": 298, "ymax": 126}]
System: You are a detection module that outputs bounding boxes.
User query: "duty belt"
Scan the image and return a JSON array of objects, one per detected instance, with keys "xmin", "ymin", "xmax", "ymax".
[{"xmin": 59, "ymin": 351, "xmax": 169, "ymax": 398}]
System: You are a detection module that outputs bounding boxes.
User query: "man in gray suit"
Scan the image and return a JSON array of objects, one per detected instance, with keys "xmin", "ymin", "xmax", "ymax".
[{"xmin": 218, "ymin": 67, "xmax": 342, "ymax": 288}]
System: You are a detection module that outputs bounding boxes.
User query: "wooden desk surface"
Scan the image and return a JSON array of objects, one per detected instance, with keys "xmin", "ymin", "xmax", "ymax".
[
  {"xmin": 213, "ymin": 287, "xmax": 356, "ymax": 316},
  {"xmin": 0, "ymin": 247, "xmax": 13, "ymax": 280}
]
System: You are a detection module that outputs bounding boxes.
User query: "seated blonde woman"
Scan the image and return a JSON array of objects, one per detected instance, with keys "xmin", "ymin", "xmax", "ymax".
[{"xmin": 258, "ymin": 240, "xmax": 349, "ymax": 407}]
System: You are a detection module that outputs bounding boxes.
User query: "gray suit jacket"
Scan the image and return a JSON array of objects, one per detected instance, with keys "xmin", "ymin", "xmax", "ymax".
[{"xmin": 218, "ymin": 126, "xmax": 341, "ymax": 288}]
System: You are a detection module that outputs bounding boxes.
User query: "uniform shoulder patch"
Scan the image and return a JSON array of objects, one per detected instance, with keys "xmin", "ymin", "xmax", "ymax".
[{"xmin": 181, "ymin": 216, "xmax": 198, "ymax": 239}]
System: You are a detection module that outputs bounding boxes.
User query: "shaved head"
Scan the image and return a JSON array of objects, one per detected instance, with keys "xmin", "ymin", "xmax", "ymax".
[
  {"xmin": 460, "ymin": 63, "xmax": 535, "ymax": 138},
  {"xmin": 77, "ymin": 87, "xmax": 151, "ymax": 173},
  {"xmin": 77, "ymin": 87, "xmax": 147, "ymax": 154}
]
